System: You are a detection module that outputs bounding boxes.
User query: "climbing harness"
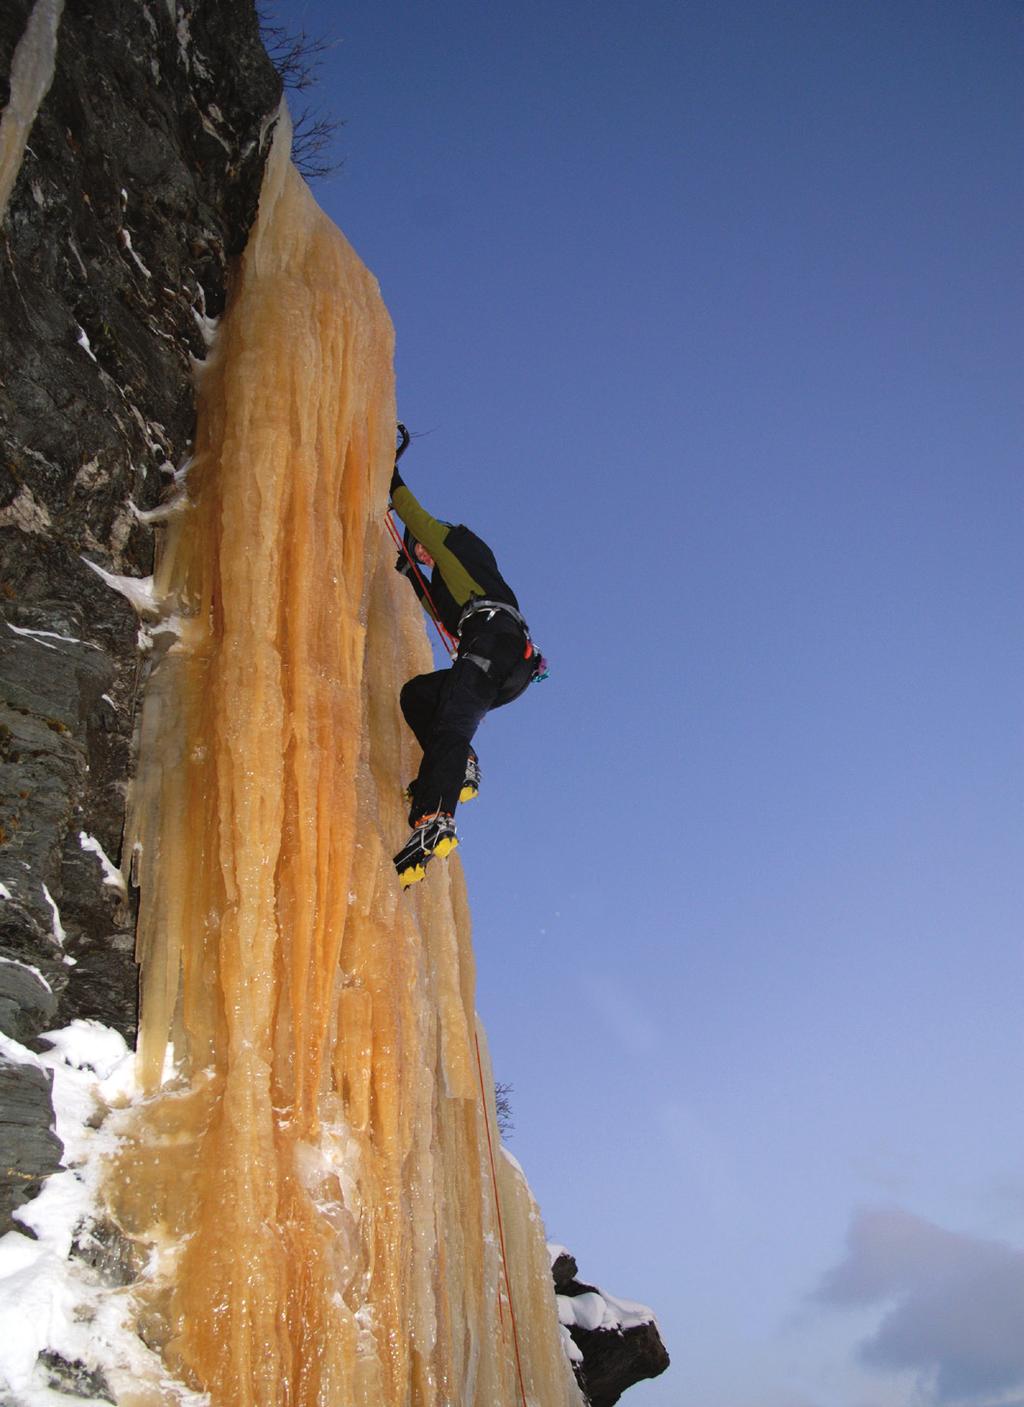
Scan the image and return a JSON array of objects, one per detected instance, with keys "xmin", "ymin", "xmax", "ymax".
[
  {"xmin": 458, "ymin": 598, "xmax": 550, "ymax": 684},
  {"xmin": 458, "ymin": 597, "xmax": 531, "ymax": 635}
]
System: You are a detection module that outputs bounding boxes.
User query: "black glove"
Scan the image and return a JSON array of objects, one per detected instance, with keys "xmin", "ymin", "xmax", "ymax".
[
  {"xmin": 394, "ymin": 550, "xmax": 413, "ymax": 578},
  {"xmin": 390, "ymin": 465, "xmax": 404, "ymax": 498}
]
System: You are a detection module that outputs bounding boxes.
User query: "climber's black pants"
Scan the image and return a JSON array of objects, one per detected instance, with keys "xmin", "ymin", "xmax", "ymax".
[{"xmin": 400, "ymin": 629, "xmax": 526, "ymax": 822}]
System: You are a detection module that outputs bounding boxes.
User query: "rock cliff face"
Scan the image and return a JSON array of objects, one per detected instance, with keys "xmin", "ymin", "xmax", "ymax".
[{"xmin": 0, "ymin": 0, "xmax": 279, "ymax": 1229}]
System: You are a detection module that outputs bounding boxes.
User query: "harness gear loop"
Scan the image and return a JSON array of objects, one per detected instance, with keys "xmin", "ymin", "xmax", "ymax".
[
  {"xmin": 459, "ymin": 598, "xmax": 549, "ymax": 683},
  {"xmin": 457, "ymin": 597, "xmax": 531, "ymax": 638}
]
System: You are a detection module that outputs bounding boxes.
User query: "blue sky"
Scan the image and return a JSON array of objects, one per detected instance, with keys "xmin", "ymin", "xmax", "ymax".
[{"xmin": 264, "ymin": 3, "xmax": 1022, "ymax": 1403}]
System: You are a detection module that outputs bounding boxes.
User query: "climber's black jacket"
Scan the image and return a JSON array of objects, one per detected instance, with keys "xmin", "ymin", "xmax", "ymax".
[{"xmin": 390, "ymin": 471, "xmax": 521, "ymax": 648}]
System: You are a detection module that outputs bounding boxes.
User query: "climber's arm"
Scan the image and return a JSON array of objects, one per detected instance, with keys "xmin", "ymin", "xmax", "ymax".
[
  {"xmin": 390, "ymin": 474, "xmax": 449, "ymax": 558},
  {"xmin": 390, "ymin": 474, "xmax": 483, "ymax": 605}
]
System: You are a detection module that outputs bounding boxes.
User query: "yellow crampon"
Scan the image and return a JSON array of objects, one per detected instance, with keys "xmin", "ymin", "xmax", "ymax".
[{"xmin": 394, "ymin": 814, "xmax": 459, "ymax": 889}]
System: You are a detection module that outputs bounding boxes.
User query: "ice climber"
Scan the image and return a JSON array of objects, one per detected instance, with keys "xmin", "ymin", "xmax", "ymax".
[{"xmin": 389, "ymin": 433, "xmax": 546, "ymax": 888}]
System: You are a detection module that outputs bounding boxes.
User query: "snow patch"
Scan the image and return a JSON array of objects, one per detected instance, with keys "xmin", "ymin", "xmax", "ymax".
[
  {"xmin": 0, "ymin": 1021, "xmax": 195, "ymax": 1405},
  {"xmin": 117, "ymin": 226, "xmax": 152, "ymax": 278},
  {"xmin": 559, "ymin": 1323, "xmax": 584, "ymax": 1364},
  {"xmin": 6, "ymin": 622, "xmax": 100, "ymax": 651},
  {"xmin": 40, "ymin": 885, "xmax": 73, "ymax": 965},
  {"xmin": 75, "ymin": 324, "xmax": 97, "ymax": 361},
  {"xmin": 556, "ymin": 1287, "xmax": 658, "ymax": 1336},
  {"xmin": 0, "ymin": 1030, "xmax": 46, "ymax": 1071},
  {"xmin": 77, "ymin": 833, "xmax": 126, "ymax": 897}
]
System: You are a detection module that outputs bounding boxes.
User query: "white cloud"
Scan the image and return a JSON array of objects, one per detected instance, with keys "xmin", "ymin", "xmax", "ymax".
[{"xmin": 815, "ymin": 1206, "xmax": 1024, "ymax": 1405}]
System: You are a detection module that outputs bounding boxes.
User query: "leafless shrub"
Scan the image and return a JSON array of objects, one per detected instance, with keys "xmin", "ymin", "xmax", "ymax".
[
  {"xmin": 495, "ymin": 1082, "xmax": 515, "ymax": 1140},
  {"xmin": 258, "ymin": 11, "xmax": 344, "ymax": 181}
]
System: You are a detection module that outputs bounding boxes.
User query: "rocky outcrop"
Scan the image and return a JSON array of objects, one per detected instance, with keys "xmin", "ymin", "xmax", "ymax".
[
  {"xmin": 0, "ymin": 0, "xmax": 280, "ymax": 1235},
  {"xmin": 553, "ymin": 1249, "xmax": 670, "ymax": 1405}
]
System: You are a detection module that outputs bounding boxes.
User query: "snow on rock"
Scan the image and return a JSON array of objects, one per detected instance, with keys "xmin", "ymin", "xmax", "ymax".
[
  {"xmin": 0, "ymin": 1021, "xmax": 149, "ymax": 1405},
  {"xmin": 557, "ymin": 1287, "xmax": 657, "ymax": 1335},
  {"xmin": 560, "ymin": 1325, "xmax": 585, "ymax": 1365},
  {"xmin": 0, "ymin": 1030, "xmax": 46, "ymax": 1072},
  {"xmin": 75, "ymin": 324, "xmax": 97, "ymax": 361},
  {"xmin": 6, "ymin": 622, "xmax": 100, "ymax": 651},
  {"xmin": 40, "ymin": 885, "xmax": 73, "ymax": 965},
  {"xmin": 549, "ymin": 1243, "xmax": 669, "ymax": 1404},
  {"xmin": 78, "ymin": 832, "xmax": 127, "ymax": 896},
  {"xmin": 117, "ymin": 225, "xmax": 152, "ymax": 278}
]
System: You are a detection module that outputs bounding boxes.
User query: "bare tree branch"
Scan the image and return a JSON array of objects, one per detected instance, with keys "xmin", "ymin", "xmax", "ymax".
[
  {"xmin": 257, "ymin": 9, "xmax": 344, "ymax": 181},
  {"xmin": 495, "ymin": 1082, "xmax": 515, "ymax": 1140}
]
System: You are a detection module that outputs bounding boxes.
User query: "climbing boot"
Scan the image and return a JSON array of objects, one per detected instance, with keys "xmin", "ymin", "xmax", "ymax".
[
  {"xmin": 403, "ymin": 751, "xmax": 481, "ymax": 810},
  {"xmin": 459, "ymin": 750, "xmax": 481, "ymax": 804},
  {"xmin": 394, "ymin": 812, "xmax": 458, "ymax": 889}
]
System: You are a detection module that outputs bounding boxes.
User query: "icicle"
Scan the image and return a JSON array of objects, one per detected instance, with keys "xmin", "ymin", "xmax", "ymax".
[
  {"xmin": 0, "ymin": 0, "xmax": 65, "ymax": 225},
  {"xmin": 80, "ymin": 556, "xmax": 159, "ymax": 617}
]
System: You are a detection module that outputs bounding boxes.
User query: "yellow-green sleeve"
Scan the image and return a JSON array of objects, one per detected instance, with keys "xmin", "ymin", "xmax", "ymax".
[{"xmin": 391, "ymin": 482, "xmax": 484, "ymax": 605}]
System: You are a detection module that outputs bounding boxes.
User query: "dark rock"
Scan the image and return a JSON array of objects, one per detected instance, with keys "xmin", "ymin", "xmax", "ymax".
[
  {"xmin": 74, "ymin": 1212, "xmax": 150, "ymax": 1287},
  {"xmin": 569, "ymin": 1318, "xmax": 670, "ymax": 1407},
  {"xmin": 58, "ymin": 932, "xmax": 138, "ymax": 1041},
  {"xmin": 0, "ymin": 0, "xmax": 280, "ymax": 1244},
  {"xmin": 552, "ymin": 1248, "xmax": 579, "ymax": 1289},
  {"xmin": 0, "ymin": 955, "xmax": 58, "ymax": 1042},
  {"xmin": 0, "ymin": 1058, "xmax": 64, "ymax": 1230},
  {"xmin": 39, "ymin": 1350, "xmax": 115, "ymax": 1404},
  {"xmin": 553, "ymin": 1250, "xmax": 671, "ymax": 1405}
]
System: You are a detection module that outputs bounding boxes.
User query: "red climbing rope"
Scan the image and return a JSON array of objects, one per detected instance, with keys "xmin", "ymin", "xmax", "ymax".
[
  {"xmin": 384, "ymin": 509, "xmax": 458, "ymax": 659},
  {"xmin": 474, "ymin": 1027, "xmax": 530, "ymax": 1407}
]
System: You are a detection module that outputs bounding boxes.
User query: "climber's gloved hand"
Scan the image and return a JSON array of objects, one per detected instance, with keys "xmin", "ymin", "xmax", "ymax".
[
  {"xmin": 390, "ymin": 465, "xmax": 404, "ymax": 499},
  {"xmin": 394, "ymin": 550, "xmax": 414, "ymax": 578}
]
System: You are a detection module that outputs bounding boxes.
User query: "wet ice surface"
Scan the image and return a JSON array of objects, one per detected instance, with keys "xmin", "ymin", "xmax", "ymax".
[{"xmin": 56, "ymin": 113, "xmax": 584, "ymax": 1406}]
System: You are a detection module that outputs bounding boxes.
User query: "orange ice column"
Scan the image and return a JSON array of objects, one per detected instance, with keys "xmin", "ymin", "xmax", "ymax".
[{"xmin": 108, "ymin": 114, "xmax": 583, "ymax": 1407}]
